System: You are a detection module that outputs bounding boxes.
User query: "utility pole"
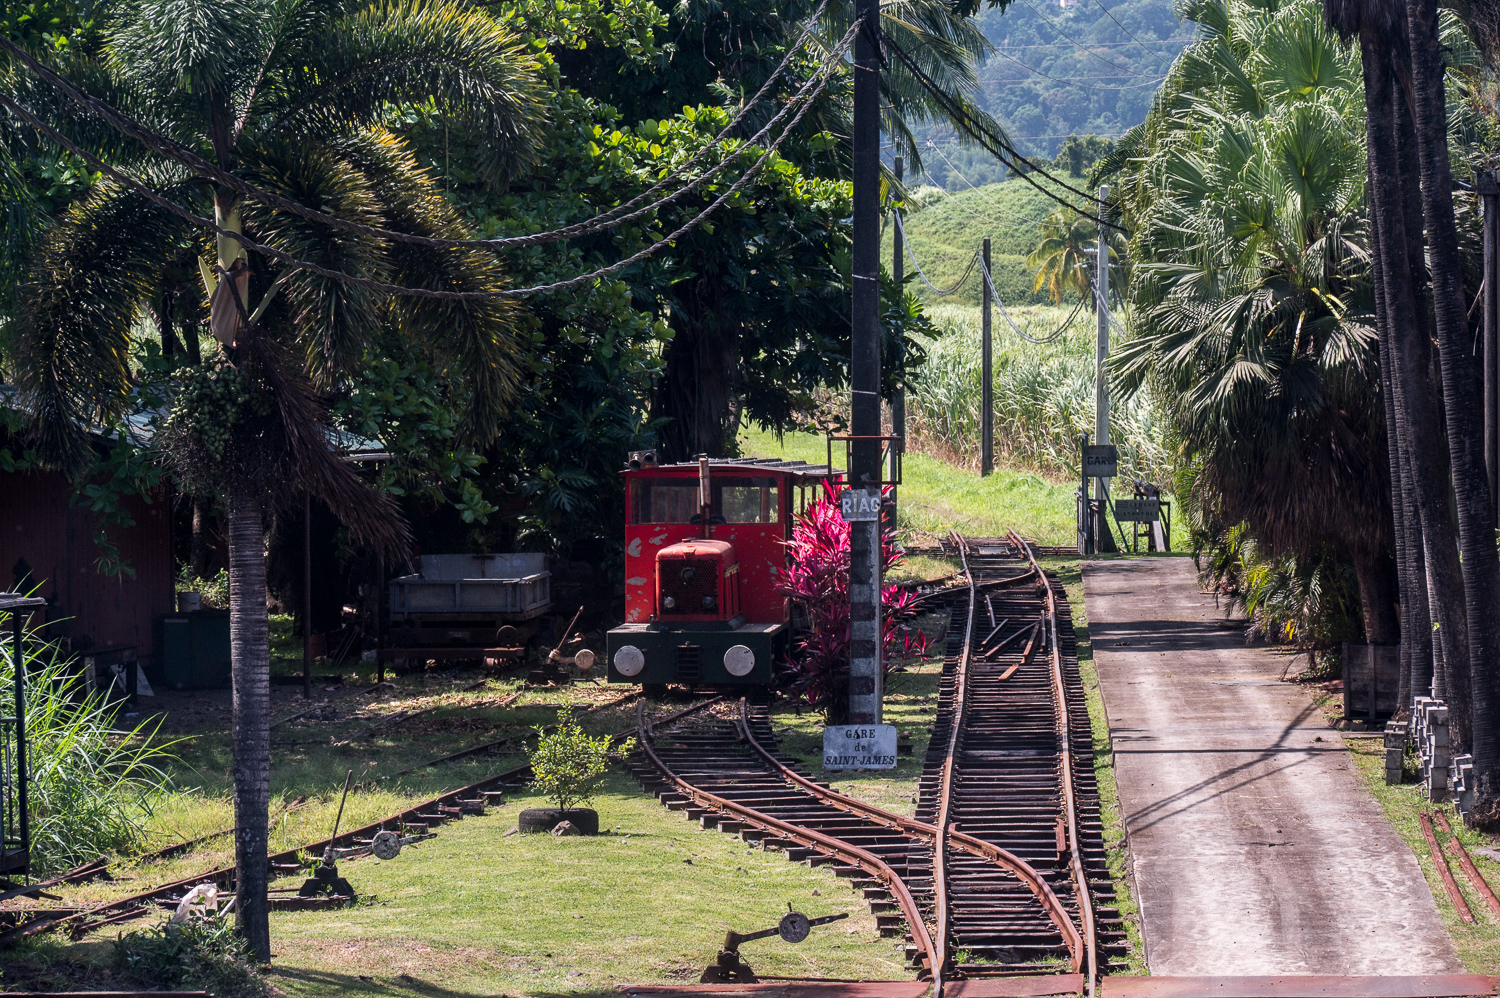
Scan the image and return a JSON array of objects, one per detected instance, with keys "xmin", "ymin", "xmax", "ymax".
[
  {"xmin": 303, "ymin": 492, "xmax": 312, "ymax": 700},
  {"xmin": 847, "ymin": 0, "xmax": 882, "ymax": 727},
  {"xmin": 1093, "ymin": 186, "xmax": 1114, "ymax": 552},
  {"xmin": 889, "ymin": 156, "xmax": 904, "ymax": 534},
  {"xmin": 1480, "ymin": 170, "xmax": 1499, "ymax": 524},
  {"xmin": 982, "ymin": 236, "xmax": 993, "ymax": 477}
]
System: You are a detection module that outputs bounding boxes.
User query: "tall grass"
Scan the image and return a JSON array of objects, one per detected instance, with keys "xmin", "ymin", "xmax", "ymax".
[
  {"xmin": 2, "ymin": 629, "xmax": 182, "ymax": 872},
  {"xmin": 906, "ymin": 303, "xmax": 1173, "ymax": 489}
]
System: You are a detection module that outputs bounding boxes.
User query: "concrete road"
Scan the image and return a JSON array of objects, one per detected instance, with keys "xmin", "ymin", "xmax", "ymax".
[{"xmin": 1082, "ymin": 558, "xmax": 1459, "ymax": 976}]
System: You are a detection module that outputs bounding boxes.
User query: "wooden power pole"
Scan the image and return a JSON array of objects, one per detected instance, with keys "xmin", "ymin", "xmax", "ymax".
[
  {"xmin": 847, "ymin": 0, "xmax": 883, "ymax": 727},
  {"xmin": 1480, "ymin": 170, "xmax": 1499, "ymax": 524},
  {"xmin": 982, "ymin": 236, "xmax": 993, "ymax": 476}
]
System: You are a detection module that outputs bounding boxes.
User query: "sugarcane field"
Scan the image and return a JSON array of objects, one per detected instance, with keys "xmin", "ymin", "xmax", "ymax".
[{"xmin": 2, "ymin": 0, "xmax": 1500, "ymax": 996}]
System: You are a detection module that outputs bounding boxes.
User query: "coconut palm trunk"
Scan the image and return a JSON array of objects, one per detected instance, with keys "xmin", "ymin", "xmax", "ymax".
[
  {"xmin": 1351, "ymin": 17, "xmax": 1469, "ymax": 726},
  {"xmin": 1404, "ymin": 0, "xmax": 1500, "ymax": 788},
  {"xmin": 1357, "ymin": 27, "xmax": 1437, "ymax": 712},
  {"xmin": 227, "ymin": 488, "xmax": 271, "ymax": 960}
]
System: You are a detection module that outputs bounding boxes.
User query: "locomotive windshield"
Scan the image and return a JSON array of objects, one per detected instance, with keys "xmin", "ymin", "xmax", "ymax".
[{"xmin": 631, "ymin": 477, "xmax": 780, "ymax": 524}]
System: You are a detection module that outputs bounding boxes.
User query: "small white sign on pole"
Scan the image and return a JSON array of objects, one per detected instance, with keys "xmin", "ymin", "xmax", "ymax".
[
  {"xmin": 839, "ymin": 489, "xmax": 881, "ymax": 522},
  {"xmin": 822, "ymin": 723, "xmax": 898, "ymax": 770}
]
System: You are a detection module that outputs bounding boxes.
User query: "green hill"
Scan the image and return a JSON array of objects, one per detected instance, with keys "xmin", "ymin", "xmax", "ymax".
[{"xmin": 886, "ymin": 177, "xmax": 1081, "ymax": 308}]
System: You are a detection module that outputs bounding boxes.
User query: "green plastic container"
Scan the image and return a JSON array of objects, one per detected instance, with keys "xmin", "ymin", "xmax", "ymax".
[{"xmin": 160, "ymin": 610, "xmax": 232, "ymax": 690}]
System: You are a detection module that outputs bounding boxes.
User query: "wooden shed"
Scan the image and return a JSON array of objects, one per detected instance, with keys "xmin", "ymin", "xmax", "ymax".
[{"xmin": 0, "ymin": 468, "xmax": 173, "ymax": 665}]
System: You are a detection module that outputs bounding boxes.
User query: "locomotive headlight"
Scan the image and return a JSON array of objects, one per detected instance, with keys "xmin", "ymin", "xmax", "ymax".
[
  {"xmin": 662, "ymin": 595, "xmax": 677, "ymax": 609},
  {"xmin": 680, "ymin": 566, "xmax": 698, "ymax": 585},
  {"xmin": 614, "ymin": 645, "xmax": 645, "ymax": 677},
  {"xmin": 723, "ymin": 644, "xmax": 755, "ymax": 677},
  {"xmin": 702, "ymin": 594, "xmax": 717, "ymax": 611}
]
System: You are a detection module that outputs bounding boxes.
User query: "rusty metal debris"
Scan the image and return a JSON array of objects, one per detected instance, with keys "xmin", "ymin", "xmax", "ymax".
[
  {"xmin": 1418, "ymin": 811, "xmax": 1474, "ymax": 923},
  {"xmin": 699, "ymin": 909, "xmax": 850, "ymax": 982},
  {"xmin": 1432, "ymin": 809, "xmax": 1500, "ymax": 920}
]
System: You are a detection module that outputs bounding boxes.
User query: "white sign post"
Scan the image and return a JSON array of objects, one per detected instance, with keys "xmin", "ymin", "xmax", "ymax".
[{"xmin": 823, "ymin": 724, "xmax": 898, "ymax": 770}]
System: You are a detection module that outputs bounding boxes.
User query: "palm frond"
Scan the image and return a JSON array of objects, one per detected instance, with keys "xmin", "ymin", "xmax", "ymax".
[
  {"xmin": 265, "ymin": 0, "xmax": 547, "ymax": 184},
  {"xmin": 15, "ymin": 175, "xmax": 196, "ymax": 468}
]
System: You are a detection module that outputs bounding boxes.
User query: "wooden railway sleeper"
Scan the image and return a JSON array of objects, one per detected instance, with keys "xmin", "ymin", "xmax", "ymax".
[
  {"xmin": 731, "ymin": 698, "xmax": 1085, "ymax": 981},
  {"xmin": 635, "ymin": 726, "xmax": 941, "ymax": 980}
]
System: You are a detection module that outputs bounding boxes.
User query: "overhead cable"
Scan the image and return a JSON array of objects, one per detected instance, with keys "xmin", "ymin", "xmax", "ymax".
[
  {"xmin": 979, "ymin": 250, "xmax": 1089, "ymax": 344},
  {"xmin": 1016, "ymin": 0, "xmax": 1162, "ymax": 75},
  {"xmin": 883, "ymin": 33, "xmax": 1128, "ymax": 234},
  {"xmin": 928, "ymin": 144, "xmax": 1049, "ymax": 226},
  {"xmin": 1093, "ymin": 284, "xmax": 1130, "ymax": 334},
  {"xmin": 0, "ymin": 6, "xmax": 834, "ymax": 254},
  {"xmin": 1081, "ymin": 0, "xmax": 1194, "ymax": 60},
  {"xmin": 892, "ymin": 209, "xmax": 978, "ymax": 296},
  {"xmin": 0, "ymin": 27, "xmax": 854, "ymax": 300},
  {"xmin": 990, "ymin": 46, "xmax": 1167, "ymax": 90}
]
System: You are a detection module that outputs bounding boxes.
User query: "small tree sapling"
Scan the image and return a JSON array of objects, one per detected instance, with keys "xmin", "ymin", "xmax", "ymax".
[{"xmin": 528, "ymin": 706, "xmax": 618, "ymax": 812}]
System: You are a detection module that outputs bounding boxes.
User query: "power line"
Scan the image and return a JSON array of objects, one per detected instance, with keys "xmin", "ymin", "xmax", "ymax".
[
  {"xmin": 1015, "ymin": 0, "xmax": 1157, "ymax": 76},
  {"xmin": 0, "ymin": 27, "xmax": 854, "ymax": 300},
  {"xmin": 979, "ymin": 250, "xmax": 1088, "ymax": 344},
  {"xmin": 0, "ymin": 8, "xmax": 835, "ymax": 255},
  {"xmin": 1080, "ymin": 0, "xmax": 1194, "ymax": 61},
  {"xmin": 883, "ymin": 32, "xmax": 1128, "ymax": 233},
  {"xmin": 927, "ymin": 144, "xmax": 1050, "ymax": 226},
  {"xmin": 892, "ymin": 209, "xmax": 978, "ymax": 296},
  {"xmin": 989, "ymin": 46, "xmax": 1167, "ymax": 90}
]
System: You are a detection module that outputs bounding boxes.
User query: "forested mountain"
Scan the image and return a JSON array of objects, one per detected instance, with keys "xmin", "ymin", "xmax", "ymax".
[{"xmin": 913, "ymin": 0, "xmax": 1192, "ymax": 188}]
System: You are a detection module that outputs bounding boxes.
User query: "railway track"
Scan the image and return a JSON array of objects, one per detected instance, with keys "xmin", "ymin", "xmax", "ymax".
[
  {"xmin": 630, "ymin": 532, "xmax": 1125, "ymax": 994},
  {"xmin": 1, "ymin": 696, "xmax": 715, "ymax": 945}
]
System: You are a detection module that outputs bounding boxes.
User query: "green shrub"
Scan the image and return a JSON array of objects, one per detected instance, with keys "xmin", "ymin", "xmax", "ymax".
[
  {"xmin": 1, "ymin": 629, "xmax": 181, "ymax": 872},
  {"xmin": 114, "ymin": 918, "xmax": 269, "ymax": 998},
  {"xmin": 176, "ymin": 566, "xmax": 230, "ymax": 609},
  {"xmin": 528, "ymin": 706, "xmax": 618, "ymax": 811}
]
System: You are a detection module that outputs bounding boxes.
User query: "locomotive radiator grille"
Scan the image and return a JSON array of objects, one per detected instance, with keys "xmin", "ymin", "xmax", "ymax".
[
  {"xmin": 660, "ymin": 557, "xmax": 721, "ymax": 615},
  {"xmin": 674, "ymin": 643, "xmax": 701, "ymax": 683}
]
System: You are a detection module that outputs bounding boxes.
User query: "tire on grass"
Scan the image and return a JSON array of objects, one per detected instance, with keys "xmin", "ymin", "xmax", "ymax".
[{"xmin": 518, "ymin": 807, "xmax": 599, "ymax": 835}]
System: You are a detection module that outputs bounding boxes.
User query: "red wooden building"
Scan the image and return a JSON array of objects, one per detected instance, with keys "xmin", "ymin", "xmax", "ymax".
[{"xmin": 0, "ymin": 468, "xmax": 173, "ymax": 663}]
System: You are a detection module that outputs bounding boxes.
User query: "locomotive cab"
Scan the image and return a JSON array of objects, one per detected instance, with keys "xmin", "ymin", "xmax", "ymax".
[{"xmin": 607, "ymin": 454, "xmax": 839, "ymax": 687}]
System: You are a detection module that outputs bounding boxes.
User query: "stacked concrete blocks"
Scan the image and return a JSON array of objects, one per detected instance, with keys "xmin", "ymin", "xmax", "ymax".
[
  {"xmin": 1412, "ymin": 697, "xmax": 1450, "ymax": 801},
  {"xmin": 1451, "ymin": 753, "xmax": 1474, "ymax": 820},
  {"xmin": 1383, "ymin": 718, "xmax": 1408, "ymax": 785}
]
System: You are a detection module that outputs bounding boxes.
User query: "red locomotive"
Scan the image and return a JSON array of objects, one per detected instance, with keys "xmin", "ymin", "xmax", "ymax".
[{"xmin": 606, "ymin": 451, "xmax": 840, "ymax": 688}]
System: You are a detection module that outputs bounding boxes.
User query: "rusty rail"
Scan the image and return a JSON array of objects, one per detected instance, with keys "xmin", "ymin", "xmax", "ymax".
[
  {"xmin": 635, "ymin": 722, "xmax": 942, "ymax": 979},
  {"xmin": 2, "ymin": 696, "xmax": 715, "ymax": 946},
  {"xmin": 929, "ymin": 531, "xmax": 979, "ymax": 989},
  {"xmin": 1007, "ymin": 530, "xmax": 1099, "ymax": 998},
  {"xmin": 732, "ymin": 700, "xmax": 1083, "ymax": 971}
]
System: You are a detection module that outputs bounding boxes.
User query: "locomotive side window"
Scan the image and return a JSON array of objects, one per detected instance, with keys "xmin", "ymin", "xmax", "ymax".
[
  {"xmin": 715, "ymin": 478, "xmax": 779, "ymax": 523},
  {"xmin": 631, "ymin": 480, "xmax": 700, "ymax": 523}
]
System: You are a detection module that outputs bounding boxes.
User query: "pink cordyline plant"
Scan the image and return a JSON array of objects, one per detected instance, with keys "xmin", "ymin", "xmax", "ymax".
[{"xmin": 777, "ymin": 482, "xmax": 930, "ymax": 719}]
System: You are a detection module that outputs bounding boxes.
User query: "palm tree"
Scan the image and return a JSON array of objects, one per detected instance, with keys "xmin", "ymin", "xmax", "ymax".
[
  {"xmin": 4, "ymin": 0, "xmax": 544, "ymax": 956},
  {"xmin": 1105, "ymin": 0, "xmax": 1402, "ymax": 645},
  {"xmin": 1320, "ymin": 0, "xmax": 1455, "ymax": 723},
  {"xmin": 1401, "ymin": 0, "xmax": 1500, "ymax": 824},
  {"xmin": 1026, "ymin": 208, "xmax": 1099, "ymax": 305}
]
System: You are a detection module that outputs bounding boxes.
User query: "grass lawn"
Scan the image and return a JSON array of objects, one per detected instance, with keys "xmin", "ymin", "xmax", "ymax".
[
  {"xmin": 739, "ymin": 426, "xmax": 1079, "ymax": 547},
  {"xmin": 1335, "ymin": 714, "xmax": 1500, "ymax": 973},
  {"xmin": 8, "ymin": 439, "xmax": 1150, "ymax": 997}
]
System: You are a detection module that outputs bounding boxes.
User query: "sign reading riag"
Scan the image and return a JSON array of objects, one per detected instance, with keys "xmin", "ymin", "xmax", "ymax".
[
  {"xmin": 823, "ymin": 724, "xmax": 898, "ymax": 770},
  {"xmin": 839, "ymin": 489, "xmax": 881, "ymax": 522}
]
